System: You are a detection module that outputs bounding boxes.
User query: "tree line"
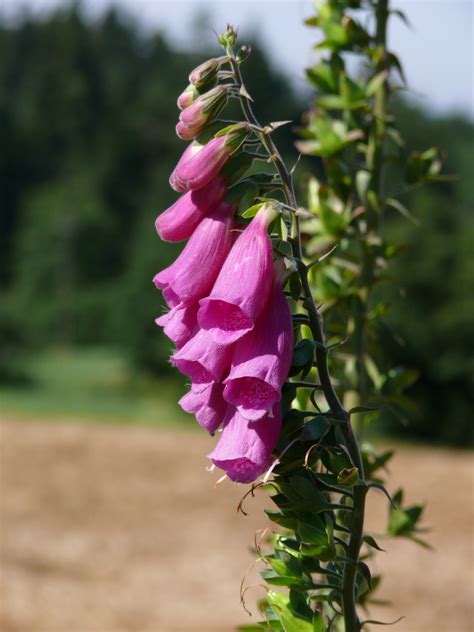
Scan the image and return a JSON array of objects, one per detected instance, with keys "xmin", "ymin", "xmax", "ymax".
[{"xmin": 0, "ymin": 5, "xmax": 472, "ymax": 444}]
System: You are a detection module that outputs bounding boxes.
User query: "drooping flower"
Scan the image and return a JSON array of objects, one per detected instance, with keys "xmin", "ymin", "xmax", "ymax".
[
  {"xmin": 223, "ymin": 277, "xmax": 293, "ymax": 420},
  {"xmin": 171, "ymin": 327, "xmax": 233, "ymax": 385},
  {"xmin": 155, "ymin": 175, "xmax": 227, "ymax": 242},
  {"xmin": 155, "ymin": 302, "xmax": 199, "ymax": 349},
  {"xmin": 154, "ymin": 201, "xmax": 234, "ymax": 307},
  {"xmin": 208, "ymin": 404, "xmax": 282, "ymax": 483},
  {"xmin": 176, "ymin": 86, "xmax": 228, "ymax": 141},
  {"xmin": 179, "ymin": 382, "xmax": 227, "ymax": 435},
  {"xmin": 198, "ymin": 204, "xmax": 277, "ymax": 345},
  {"xmin": 169, "ymin": 125, "xmax": 248, "ymax": 192}
]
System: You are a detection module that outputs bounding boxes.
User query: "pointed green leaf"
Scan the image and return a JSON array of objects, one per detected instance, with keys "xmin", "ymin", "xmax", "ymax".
[{"xmin": 363, "ymin": 535, "xmax": 386, "ymax": 552}]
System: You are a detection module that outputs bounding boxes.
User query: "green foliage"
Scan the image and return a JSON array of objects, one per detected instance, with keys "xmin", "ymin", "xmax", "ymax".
[
  {"xmin": 0, "ymin": 4, "xmax": 471, "ymax": 448},
  {"xmin": 221, "ymin": 1, "xmax": 465, "ymax": 628},
  {"xmin": 0, "ymin": 5, "xmax": 301, "ymax": 378},
  {"xmin": 0, "ymin": 346, "xmax": 190, "ymax": 424}
]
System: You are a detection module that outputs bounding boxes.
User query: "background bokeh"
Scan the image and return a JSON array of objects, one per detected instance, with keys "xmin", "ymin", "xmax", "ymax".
[{"xmin": 1, "ymin": 1, "xmax": 473, "ymax": 631}]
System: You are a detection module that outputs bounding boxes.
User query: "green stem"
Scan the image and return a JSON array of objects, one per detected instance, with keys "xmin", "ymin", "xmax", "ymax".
[
  {"xmin": 229, "ymin": 47, "xmax": 367, "ymax": 631},
  {"xmin": 341, "ymin": 485, "xmax": 368, "ymax": 632},
  {"xmin": 343, "ymin": 4, "xmax": 390, "ymax": 628},
  {"xmin": 354, "ymin": 0, "xmax": 390, "ymax": 438}
]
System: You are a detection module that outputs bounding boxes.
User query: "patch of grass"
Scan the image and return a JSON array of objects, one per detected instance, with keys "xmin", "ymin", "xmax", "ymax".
[{"xmin": 0, "ymin": 346, "xmax": 193, "ymax": 426}]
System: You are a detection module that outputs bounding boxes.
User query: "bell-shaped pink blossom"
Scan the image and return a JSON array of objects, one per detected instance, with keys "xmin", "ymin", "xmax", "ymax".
[
  {"xmin": 176, "ymin": 86, "xmax": 228, "ymax": 140},
  {"xmin": 208, "ymin": 404, "xmax": 282, "ymax": 483},
  {"xmin": 198, "ymin": 204, "xmax": 277, "ymax": 345},
  {"xmin": 171, "ymin": 327, "xmax": 233, "ymax": 385},
  {"xmin": 153, "ymin": 201, "xmax": 234, "ymax": 306},
  {"xmin": 155, "ymin": 175, "xmax": 227, "ymax": 242},
  {"xmin": 155, "ymin": 302, "xmax": 198, "ymax": 349},
  {"xmin": 179, "ymin": 382, "xmax": 227, "ymax": 435},
  {"xmin": 223, "ymin": 279, "xmax": 293, "ymax": 420}
]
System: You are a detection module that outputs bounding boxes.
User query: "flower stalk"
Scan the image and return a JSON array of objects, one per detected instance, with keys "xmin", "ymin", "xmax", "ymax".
[
  {"xmin": 227, "ymin": 36, "xmax": 367, "ymax": 632},
  {"xmin": 152, "ymin": 7, "xmax": 436, "ymax": 628}
]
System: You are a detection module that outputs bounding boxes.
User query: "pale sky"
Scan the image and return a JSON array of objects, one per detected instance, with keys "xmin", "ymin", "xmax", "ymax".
[{"xmin": 2, "ymin": 0, "xmax": 473, "ymax": 117}]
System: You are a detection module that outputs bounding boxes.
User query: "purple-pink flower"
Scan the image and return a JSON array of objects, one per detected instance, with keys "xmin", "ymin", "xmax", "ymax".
[
  {"xmin": 198, "ymin": 204, "xmax": 277, "ymax": 345},
  {"xmin": 223, "ymin": 277, "xmax": 293, "ymax": 420},
  {"xmin": 169, "ymin": 136, "xmax": 232, "ymax": 192},
  {"xmin": 169, "ymin": 142, "xmax": 202, "ymax": 192},
  {"xmin": 171, "ymin": 327, "xmax": 233, "ymax": 385},
  {"xmin": 155, "ymin": 302, "xmax": 199, "ymax": 349},
  {"xmin": 155, "ymin": 175, "xmax": 227, "ymax": 242},
  {"xmin": 153, "ymin": 201, "xmax": 234, "ymax": 307},
  {"xmin": 179, "ymin": 382, "xmax": 227, "ymax": 435},
  {"xmin": 208, "ymin": 404, "xmax": 282, "ymax": 483}
]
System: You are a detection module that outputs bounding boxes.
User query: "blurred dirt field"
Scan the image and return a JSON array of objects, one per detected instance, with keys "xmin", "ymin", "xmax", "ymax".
[{"xmin": 1, "ymin": 418, "xmax": 473, "ymax": 632}]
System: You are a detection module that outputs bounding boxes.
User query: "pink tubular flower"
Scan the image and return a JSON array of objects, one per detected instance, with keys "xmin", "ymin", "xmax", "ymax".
[
  {"xmin": 155, "ymin": 302, "xmax": 199, "ymax": 349},
  {"xmin": 179, "ymin": 382, "xmax": 227, "ymax": 435},
  {"xmin": 169, "ymin": 142, "xmax": 203, "ymax": 192},
  {"xmin": 170, "ymin": 136, "xmax": 232, "ymax": 192},
  {"xmin": 176, "ymin": 86, "xmax": 228, "ymax": 141},
  {"xmin": 153, "ymin": 201, "xmax": 234, "ymax": 306},
  {"xmin": 155, "ymin": 175, "xmax": 227, "ymax": 242},
  {"xmin": 208, "ymin": 404, "xmax": 282, "ymax": 483},
  {"xmin": 170, "ymin": 124, "xmax": 248, "ymax": 192},
  {"xmin": 171, "ymin": 327, "xmax": 233, "ymax": 385},
  {"xmin": 223, "ymin": 279, "xmax": 293, "ymax": 420},
  {"xmin": 198, "ymin": 204, "xmax": 277, "ymax": 345}
]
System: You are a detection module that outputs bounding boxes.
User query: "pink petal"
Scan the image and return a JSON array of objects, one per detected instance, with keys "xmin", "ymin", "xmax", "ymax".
[
  {"xmin": 208, "ymin": 404, "xmax": 282, "ymax": 483},
  {"xmin": 179, "ymin": 382, "xmax": 227, "ymax": 434},
  {"xmin": 155, "ymin": 302, "xmax": 199, "ymax": 349},
  {"xmin": 171, "ymin": 327, "xmax": 233, "ymax": 385},
  {"xmin": 197, "ymin": 205, "xmax": 276, "ymax": 345},
  {"xmin": 223, "ymin": 281, "xmax": 293, "ymax": 420},
  {"xmin": 154, "ymin": 201, "xmax": 234, "ymax": 305},
  {"xmin": 155, "ymin": 176, "xmax": 227, "ymax": 242}
]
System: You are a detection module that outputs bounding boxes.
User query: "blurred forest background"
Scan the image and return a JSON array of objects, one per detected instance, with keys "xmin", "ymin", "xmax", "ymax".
[{"xmin": 0, "ymin": 4, "xmax": 472, "ymax": 446}]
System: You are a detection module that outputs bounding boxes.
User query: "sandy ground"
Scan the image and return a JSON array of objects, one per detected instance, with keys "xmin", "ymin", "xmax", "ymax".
[{"xmin": 0, "ymin": 418, "xmax": 473, "ymax": 632}]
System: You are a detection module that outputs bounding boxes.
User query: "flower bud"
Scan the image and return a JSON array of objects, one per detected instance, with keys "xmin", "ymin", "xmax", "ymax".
[
  {"xmin": 217, "ymin": 25, "xmax": 238, "ymax": 50},
  {"xmin": 169, "ymin": 142, "xmax": 203, "ymax": 192},
  {"xmin": 177, "ymin": 84, "xmax": 199, "ymax": 110},
  {"xmin": 189, "ymin": 57, "xmax": 222, "ymax": 90},
  {"xmin": 170, "ymin": 136, "xmax": 230, "ymax": 192},
  {"xmin": 176, "ymin": 86, "xmax": 228, "ymax": 141},
  {"xmin": 221, "ymin": 122, "xmax": 250, "ymax": 152}
]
